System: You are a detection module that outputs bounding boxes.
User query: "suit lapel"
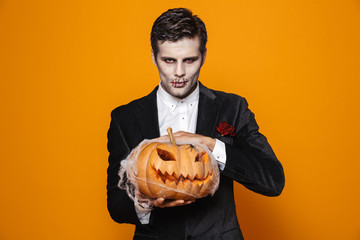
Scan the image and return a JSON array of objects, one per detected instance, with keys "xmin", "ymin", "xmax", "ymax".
[
  {"xmin": 133, "ymin": 87, "xmax": 161, "ymax": 140},
  {"xmin": 196, "ymin": 83, "xmax": 222, "ymax": 137}
]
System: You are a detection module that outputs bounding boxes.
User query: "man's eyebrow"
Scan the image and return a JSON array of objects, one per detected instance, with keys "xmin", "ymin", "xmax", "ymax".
[
  {"xmin": 160, "ymin": 57, "xmax": 176, "ymax": 61},
  {"xmin": 159, "ymin": 56, "xmax": 200, "ymax": 61},
  {"xmin": 184, "ymin": 56, "xmax": 199, "ymax": 61}
]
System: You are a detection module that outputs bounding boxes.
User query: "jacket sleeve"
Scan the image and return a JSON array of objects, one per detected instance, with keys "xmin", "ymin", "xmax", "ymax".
[
  {"xmin": 106, "ymin": 109, "xmax": 142, "ymax": 225},
  {"xmin": 220, "ymin": 98, "xmax": 285, "ymax": 196}
]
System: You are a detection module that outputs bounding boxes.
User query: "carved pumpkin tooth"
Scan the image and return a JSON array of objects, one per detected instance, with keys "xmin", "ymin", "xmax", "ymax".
[
  {"xmin": 177, "ymin": 179, "xmax": 188, "ymax": 192},
  {"xmin": 164, "ymin": 162, "xmax": 175, "ymax": 176},
  {"xmin": 194, "ymin": 167, "xmax": 204, "ymax": 179},
  {"xmin": 192, "ymin": 181, "xmax": 201, "ymax": 193},
  {"xmin": 173, "ymin": 168, "xmax": 180, "ymax": 179},
  {"xmin": 161, "ymin": 162, "xmax": 171, "ymax": 175},
  {"xmin": 170, "ymin": 181, "xmax": 177, "ymax": 189},
  {"xmin": 153, "ymin": 158, "xmax": 162, "ymax": 171},
  {"xmin": 198, "ymin": 178, "xmax": 212, "ymax": 196},
  {"xmin": 192, "ymin": 172, "xmax": 197, "ymax": 180},
  {"xmin": 172, "ymin": 170, "xmax": 178, "ymax": 179},
  {"xmin": 184, "ymin": 180, "xmax": 192, "ymax": 192}
]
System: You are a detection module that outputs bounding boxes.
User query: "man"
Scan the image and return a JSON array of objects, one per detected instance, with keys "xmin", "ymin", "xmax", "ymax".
[{"xmin": 107, "ymin": 8, "xmax": 285, "ymax": 240}]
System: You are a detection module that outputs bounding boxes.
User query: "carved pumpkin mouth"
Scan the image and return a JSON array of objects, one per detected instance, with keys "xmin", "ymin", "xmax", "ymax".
[{"xmin": 152, "ymin": 167, "xmax": 212, "ymax": 185}]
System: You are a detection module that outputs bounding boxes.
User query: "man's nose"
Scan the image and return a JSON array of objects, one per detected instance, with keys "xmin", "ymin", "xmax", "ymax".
[{"xmin": 175, "ymin": 62, "xmax": 185, "ymax": 77}]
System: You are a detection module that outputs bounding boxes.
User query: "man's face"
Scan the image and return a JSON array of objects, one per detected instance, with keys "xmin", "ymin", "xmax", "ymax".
[{"xmin": 152, "ymin": 37, "xmax": 206, "ymax": 99}]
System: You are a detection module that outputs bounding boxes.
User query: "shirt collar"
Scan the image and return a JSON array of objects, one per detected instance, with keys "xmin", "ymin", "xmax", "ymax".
[{"xmin": 157, "ymin": 82, "xmax": 199, "ymax": 110}]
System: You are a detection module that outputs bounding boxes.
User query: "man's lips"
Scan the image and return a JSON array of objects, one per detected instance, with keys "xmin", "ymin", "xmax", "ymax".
[{"xmin": 171, "ymin": 79, "xmax": 188, "ymax": 88}]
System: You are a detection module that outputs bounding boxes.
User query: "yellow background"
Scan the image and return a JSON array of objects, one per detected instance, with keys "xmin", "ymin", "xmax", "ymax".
[{"xmin": 1, "ymin": 0, "xmax": 359, "ymax": 239}]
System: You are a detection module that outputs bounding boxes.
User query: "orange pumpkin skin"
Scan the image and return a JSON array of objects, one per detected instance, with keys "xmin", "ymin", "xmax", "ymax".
[{"xmin": 136, "ymin": 142, "xmax": 215, "ymax": 200}]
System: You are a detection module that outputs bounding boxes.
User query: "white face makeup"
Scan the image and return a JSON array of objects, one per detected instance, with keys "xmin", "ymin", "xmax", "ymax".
[{"xmin": 152, "ymin": 37, "xmax": 206, "ymax": 99}]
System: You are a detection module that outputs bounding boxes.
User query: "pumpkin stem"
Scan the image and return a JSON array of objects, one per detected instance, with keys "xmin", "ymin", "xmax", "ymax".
[{"xmin": 166, "ymin": 127, "xmax": 176, "ymax": 145}]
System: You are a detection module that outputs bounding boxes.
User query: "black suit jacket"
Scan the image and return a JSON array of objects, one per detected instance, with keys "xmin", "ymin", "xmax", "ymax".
[{"xmin": 107, "ymin": 83, "xmax": 285, "ymax": 240}]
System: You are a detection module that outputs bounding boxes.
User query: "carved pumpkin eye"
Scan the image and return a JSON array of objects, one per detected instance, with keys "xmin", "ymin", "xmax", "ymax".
[
  {"xmin": 195, "ymin": 152, "xmax": 207, "ymax": 163},
  {"xmin": 156, "ymin": 148, "xmax": 176, "ymax": 161}
]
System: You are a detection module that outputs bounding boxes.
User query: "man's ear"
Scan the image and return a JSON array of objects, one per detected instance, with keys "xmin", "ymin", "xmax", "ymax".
[
  {"xmin": 151, "ymin": 49, "xmax": 157, "ymax": 67},
  {"xmin": 201, "ymin": 49, "xmax": 207, "ymax": 66}
]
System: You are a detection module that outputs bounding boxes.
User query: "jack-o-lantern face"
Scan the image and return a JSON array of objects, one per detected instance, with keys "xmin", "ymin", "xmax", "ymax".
[{"xmin": 135, "ymin": 133, "xmax": 217, "ymax": 200}]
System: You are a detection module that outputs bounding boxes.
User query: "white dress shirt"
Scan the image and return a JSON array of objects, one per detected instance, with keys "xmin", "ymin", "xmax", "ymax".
[{"xmin": 136, "ymin": 82, "xmax": 227, "ymax": 224}]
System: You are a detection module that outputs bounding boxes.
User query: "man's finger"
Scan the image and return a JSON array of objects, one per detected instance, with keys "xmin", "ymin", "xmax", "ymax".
[
  {"xmin": 165, "ymin": 200, "xmax": 184, "ymax": 207},
  {"xmin": 152, "ymin": 198, "xmax": 195, "ymax": 208},
  {"xmin": 152, "ymin": 198, "xmax": 165, "ymax": 207}
]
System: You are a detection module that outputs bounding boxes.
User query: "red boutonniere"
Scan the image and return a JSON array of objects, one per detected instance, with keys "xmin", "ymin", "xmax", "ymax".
[{"xmin": 216, "ymin": 121, "xmax": 236, "ymax": 137}]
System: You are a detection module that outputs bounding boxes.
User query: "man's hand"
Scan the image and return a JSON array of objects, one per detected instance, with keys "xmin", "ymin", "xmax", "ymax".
[
  {"xmin": 158, "ymin": 131, "xmax": 216, "ymax": 151},
  {"xmin": 135, "ymin": 190, "xmax": 195, "ymax": 209},
  {"xmin": 151, "ymin": 198, "xmax": 194, "ymax": 208}
]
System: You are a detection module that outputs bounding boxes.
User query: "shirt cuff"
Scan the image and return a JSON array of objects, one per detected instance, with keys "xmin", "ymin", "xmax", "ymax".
[
  {"xmin": 135, "ymin": 205, "xmax": 152, "ymax": 224},
  {"xmin": 212, "ymin": 139, "xmax": 227, "ymax": 170}
]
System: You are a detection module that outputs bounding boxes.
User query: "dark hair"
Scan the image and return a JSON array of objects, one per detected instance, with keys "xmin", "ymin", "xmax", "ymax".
[{"xmin": 150, "ymin": 8, "xmax": 208, "ymax": 58}]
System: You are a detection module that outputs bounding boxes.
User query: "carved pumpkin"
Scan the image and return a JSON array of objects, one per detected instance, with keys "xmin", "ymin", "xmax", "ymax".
[{"xmin": 136, "ymin": 128, "xmax": 217, "ymax": 200}]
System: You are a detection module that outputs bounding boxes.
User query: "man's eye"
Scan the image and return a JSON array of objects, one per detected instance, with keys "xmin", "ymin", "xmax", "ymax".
[
  {"xmin": 185, "ymin": 59, "xmax": 194, "ymax": 63},
  {"xmin": 165, "ymin": 59, "xmax": 175, "ymax": 63}
]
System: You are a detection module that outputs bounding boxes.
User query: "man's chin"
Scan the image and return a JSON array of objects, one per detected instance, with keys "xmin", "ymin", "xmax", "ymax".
[
  {"xmin": 172, "ymin": 84, "xmax": 198, "ymax": 98},
  {"xmin": 170, "ymin": 91, "xmax": 187, "ymax": 99}
]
